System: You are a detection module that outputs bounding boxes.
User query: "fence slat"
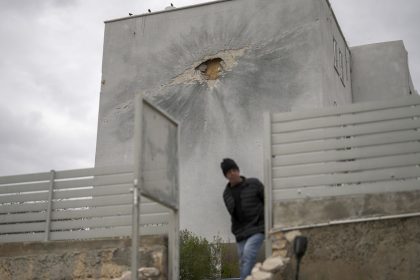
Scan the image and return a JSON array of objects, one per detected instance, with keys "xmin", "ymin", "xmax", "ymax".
[
  {"xmin": 0, "ymin": 181, "xmax": 50, "ymax": 194},
  {"xmin": 0, "ymin": 172, "xmax": 50, "ymax": 185},
  {"xmin": 272, "ymin": 119, "xmax": 420, "ymax": 144},
  {"xmin": 0, "ymin": 212, "xmax": 46, "ymax": 224},
  {"xmin": 272, "ymin": 130, "xmax": 420, "ymax": 155},
  {"xmin": 271, "ymin": 96, "xmax": 420, "ymax": 123},
  {"xmin": 0, "ymin": 222, "xmax": 45, "ymax": 234},
  {"xmin": 273, "ymin": 166, "xmax": 419, "ymax": 189},
  {"xmin": 51, "ymin": 205, "xmax": 132, "ymax": 220},
  {"xmin": 0, "ymin": 192, "xmax": 48, "ymax": 204},
  {"xmin": 0, "ymin": 197, "xmax": 156, "ymax": 216},
  {"xmin": 50, "ymin": 213, "xmax": 170, "ymax": 231},
  {"xmin": 0, "ymin": 202, "xmax": 47, "ymax": 214},
  {"xmin": 272, "ymin": 142, "xmax": 420, "ymax": 167},
  {"xmin": 52, "ymin": 194, "xmax": 132, "ymax": 209},
  {"xmin": 54, "ymin": 168, "xmax": 94, "ymax": 180},
  {"xmin": 272, "ymin": 106, "xmax": 420, "ymax": 133},
  {"xmin": 273, "ymin": 179, "xmax": 420, "ymax": 201},
  {"xmin": 51, "ymin": 215, "xmax": 132, "ymax": 230},
  {"xmin": 51, "ymin": 227, "xmax": 131, "ymax": 240},
  {"xmin": 52, "ymin": 185, "xmax": 131, "ymax": 200},
  {"xmin": 51, "ymin": 203, "xmax": 168, "ymax": 220},
  {"xmin": 54, "ymin": 178, "xmax": 94, "ymax": 189},
  {"xmin": 93, "ymin": 173, "xmax": 133, "ymax": 186},
  {"xmin": 273, "ymin": 153, "xmax": 420, "ymax": 178},
  {"xmin": 0, "ymin": 232, "xmax": 44, "ymax": 243}
]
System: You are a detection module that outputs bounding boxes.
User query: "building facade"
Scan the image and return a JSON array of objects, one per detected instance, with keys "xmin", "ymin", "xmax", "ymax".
[{"xmin": 95, "ymin": 0, "xmax": 416, "ymax": 240}]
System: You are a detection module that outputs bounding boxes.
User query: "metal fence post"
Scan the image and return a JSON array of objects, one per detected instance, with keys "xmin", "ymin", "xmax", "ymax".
[
  {"xmin": 131, "ymin": 182, "xmax": 140, "ymax": 280},
  {"xmin": 168, "ymin": 209, "xmax": 180, "ymax": 280},
  {"xmin": 263, "ymin": 112, "xmax": 273, "ymax": 257},
  {"xmin": 45, "ymin": 169, "xmax": 55, "ymax": 241},
  {"xmin": 132, "ymin": 94, "xmax": 144, "ymax": 280}
]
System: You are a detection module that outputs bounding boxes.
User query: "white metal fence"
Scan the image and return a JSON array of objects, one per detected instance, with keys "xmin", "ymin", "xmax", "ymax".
[
  {"xmin": 0, "ymin": 165, "xmax": 172, "ymax": 243},
  {"xmin": 263, "ymin": 95, "xmax": 420, "ymax": 251}
]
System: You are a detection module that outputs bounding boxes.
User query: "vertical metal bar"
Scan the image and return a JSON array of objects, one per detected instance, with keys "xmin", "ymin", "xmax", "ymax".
[
  {"xmin": 263, "ymin": 112, "xmax": 273, "ymax": 257},
  {"xmin": 168, "ymin": 209, "xmax": 180, "ymax": 280},
  {"xmin": 132, "ymin": 94, "xmax": 143, "ymax": 280},
  {"xmin": 131, "ymin": 185, "xmax": 139, "ymax": 280},
  {"xmin": 169, "ymin": 121, "xmax": 180, "ymax": 280},
  {"xmin": 45, "ymin": 169, "xmax": 55, "ymax": 241}
]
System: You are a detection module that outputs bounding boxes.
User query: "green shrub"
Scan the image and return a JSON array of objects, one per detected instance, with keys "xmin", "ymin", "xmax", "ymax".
[
  {"xmin": 220, "ymin": 243, "xmax": 239, "ymax": 278},
  {"xmin": 180, "ymin": 229, "xmax": 217, "ymax": 280},
  {"xmin": 179, "ymin": 229, "xmax": 239, "ymax": 279}
]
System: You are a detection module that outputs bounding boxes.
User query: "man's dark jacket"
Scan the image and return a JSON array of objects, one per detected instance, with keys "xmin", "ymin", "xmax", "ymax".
[{"xmin": 223, "ymin": 177, "xmax": 265, "ymax": 242}]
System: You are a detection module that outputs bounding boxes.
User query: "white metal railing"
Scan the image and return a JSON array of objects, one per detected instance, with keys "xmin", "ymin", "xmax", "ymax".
[
  {"xmin": 0, "ymin": 96, "xmax": 180, "ymax": 280},
  {"xmin": 263, "ymin": 95, "xmax": 420, "ymax": 251},
  {"xmin": 0, "ymin": 165, "xmax": 171, "ymax": 243}
]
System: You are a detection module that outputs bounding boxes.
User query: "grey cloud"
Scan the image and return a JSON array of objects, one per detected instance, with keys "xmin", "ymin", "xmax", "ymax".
[
  {"xmin": 0, "ymin": 0, "xmax": 419, "ymax": 177},
  {"xmin": 330, "ymin": 0, "xmax": 420, "ymax": 89}
]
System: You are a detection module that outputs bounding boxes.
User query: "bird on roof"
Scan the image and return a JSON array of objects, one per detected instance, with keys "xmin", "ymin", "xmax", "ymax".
[
  {"xmin": 148, "ymin": 9, "xmax": 151, "ymax": 13},
  {"xmin": 128, "ymin": 13, "xmax": 133, "ymax": 16},
  {"xmin": 165, "ymin": 3, "xmax": 175, "ymax": 10}
]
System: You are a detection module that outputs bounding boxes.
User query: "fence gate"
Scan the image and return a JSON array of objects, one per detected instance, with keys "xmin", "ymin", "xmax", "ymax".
[
  {"xmin": 263, "ymin": 96, "xmax": 420, "ymax": 256},
  {"xmin": 132, "ymin": 95, "xmax": 179, "ymax": 280},
  {"xmin": 0, "ymin": 95, "xmax": 179, "ymax": 280}
]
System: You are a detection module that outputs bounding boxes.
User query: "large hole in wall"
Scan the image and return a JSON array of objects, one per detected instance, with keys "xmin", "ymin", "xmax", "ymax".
[{"xmin": 195, "ymin": 58, "xmax": 224, "ymax": 80}]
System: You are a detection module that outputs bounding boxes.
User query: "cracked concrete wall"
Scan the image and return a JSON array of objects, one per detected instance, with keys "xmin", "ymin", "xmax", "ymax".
[
  {"xmin": 273, "ymin": 190, "xmax": 420, "ymax": 229},
  {"xmin": 0, "ymin": 236, "xmax": 167, "ymax": 280},
  {"xmin": 276, "ymin": 216, "xmax": 420, "ymax": 280},
  {"xmin": 95, "ymin": 0, "xmax": 351, "ymax": 240}
]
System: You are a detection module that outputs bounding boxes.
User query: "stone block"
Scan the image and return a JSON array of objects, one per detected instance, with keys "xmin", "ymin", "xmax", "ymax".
[
  {"xmin": 252, "ymin": 269, "xmax": 273, "ymax": 280},
  {"xmin": 261, "ymin": 257, "xmax": 284, "ymax": 272},
  {"xmin": 139, "ymin": 267, "xmax": 160, "ymax": 277},
  {"xmin": 285, "ymin": 230, "xmax": 301, "ymax": 243},
  {"xmin": 273, "ymin": 249, "xmax": 288, "ymax": 258},
  {"xmin": 118, "ymin": 271, "xmax": 131, "ymax": 280},
  {"xmin": 272, "ymin": 239, "xmax": 287, "ymax": 250},
  {"xmin": 271, "ymin": 232, "xmax": 285, "ymax": 241}
]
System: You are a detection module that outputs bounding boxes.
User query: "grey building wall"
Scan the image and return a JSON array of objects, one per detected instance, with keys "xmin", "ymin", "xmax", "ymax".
[
  {"xmin": 351, "ymin": 40, "xmax": 416, "ymax": 103},
  {"xmin": 95, "ymin": 0, "xmax": 351, "ymax": 240},
  {"xmin": 319, "ymin": 0, "xmax": 352, "ymax": 105}
]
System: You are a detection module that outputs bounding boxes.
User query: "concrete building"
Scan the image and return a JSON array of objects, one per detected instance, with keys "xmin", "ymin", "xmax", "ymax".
[{"xmin": 94, "ymin": 0, "xmax": 416, "ymax": 241}]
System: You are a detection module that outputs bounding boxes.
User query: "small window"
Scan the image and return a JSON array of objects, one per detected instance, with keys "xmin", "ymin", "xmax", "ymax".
[
  {"xmin": 345, "ymin": 50, "xmax": 348, "ymax": 81},
  {"xmin": 333, "ymin": 38, "xmax": 338, "ymax": 69},
  {"xmin": 339, "ymin": 50, "xmax": 343, "ymax": 81}
]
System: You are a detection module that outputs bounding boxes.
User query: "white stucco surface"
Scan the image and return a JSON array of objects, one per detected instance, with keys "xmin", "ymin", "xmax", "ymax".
[
  {"xmin": 351, "ymin": 40, "xmax": 416, "ymax": 103},
  {"xmin": 95, "ymin": 0, "xmax": 354, "ymax": 240}
]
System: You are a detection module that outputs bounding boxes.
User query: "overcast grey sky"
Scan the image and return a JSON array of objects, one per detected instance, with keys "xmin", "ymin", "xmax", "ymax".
[{"xmin": 0, "ymin": 0, "xmax": 419, "ymax": 176}]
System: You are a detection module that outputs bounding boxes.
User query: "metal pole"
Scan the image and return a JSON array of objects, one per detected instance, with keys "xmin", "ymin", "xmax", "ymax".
[
  {"xmin": 263, "ymin": 112, "xmax": 273, "ymax": 257},
  {"xmin": 132, "ymin": 94, "xmax": 144, "ymax": 280},
  {"xmin": 45, "ymin": 169, "xmax": 55, "ymax": 241},
  {"xmin": 295, "ymin": 260, "xmax": 300, "ymax": 280},
  {"xmin": 131, "ymin": 182, "xmax": 140, "ymax": 280}
]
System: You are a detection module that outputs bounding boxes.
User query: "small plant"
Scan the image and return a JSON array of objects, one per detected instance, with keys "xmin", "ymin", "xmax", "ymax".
[
  {"xmin": 180, "ymin": 229, "xmax": 217, "ymax": 280},
  {"xmin": 179, "ymin": 230, "xmax": 239, "ymax": 279}
]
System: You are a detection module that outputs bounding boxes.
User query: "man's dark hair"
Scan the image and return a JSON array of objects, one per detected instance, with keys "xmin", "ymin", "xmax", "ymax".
[{"xmin": 220, "ymin": 158, "xmax": 239, "ymax": 176}]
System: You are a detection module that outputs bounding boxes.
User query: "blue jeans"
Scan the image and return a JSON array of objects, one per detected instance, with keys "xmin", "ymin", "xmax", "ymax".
[{"xmin": 237, "ymin": 233, "xmax": 265, "ymax": 280}]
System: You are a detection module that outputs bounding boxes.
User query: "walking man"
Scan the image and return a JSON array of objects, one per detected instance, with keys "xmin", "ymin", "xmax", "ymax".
[{"xmin": 221, "ymin": 158, "xmax": 265, "ymax": 280}]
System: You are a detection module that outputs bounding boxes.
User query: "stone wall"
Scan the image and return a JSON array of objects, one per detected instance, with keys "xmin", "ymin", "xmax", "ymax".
[
  {"xmin": 270, "ymin": 216, "xmax": 420, "ymax": 280},
  {"xmin": 0, "ymin": 236, "xmax": 167, "ymax": 280}
]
